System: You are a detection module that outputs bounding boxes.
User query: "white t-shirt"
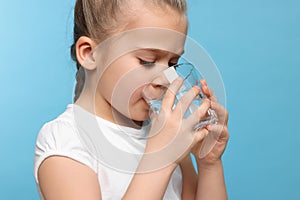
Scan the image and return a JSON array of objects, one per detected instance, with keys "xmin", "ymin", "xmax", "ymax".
[{"xmin": 34, "ymin": 104, "xmax": 182, "ymax": 199}]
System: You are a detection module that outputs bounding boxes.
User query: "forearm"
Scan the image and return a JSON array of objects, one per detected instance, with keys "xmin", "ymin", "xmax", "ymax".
[
  {"xmin": 196, "ymin": 160, "xmax": 227, "ymax": 200},
  {"xmin": 122, "ymin": 155, "xmax": 177, "ymax": 200}
]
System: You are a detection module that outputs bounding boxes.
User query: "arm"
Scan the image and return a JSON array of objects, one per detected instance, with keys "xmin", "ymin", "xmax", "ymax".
[
  {"xmin": 38, "ymin": 156, "xmax": 102, "ymax": 200},
  {"xmin": 193, "ymin": 80, "xmax": 229, "ymax": 200},
  {"xmin": 38, "ymin": 156, "xmax": 179, "ymax": 200},
  {"xmin": 122, "ymin": 162, "xmax": 178, "ymax": 200},
  {"xmin": 180, "ymin": 155, "xmax": 197, "ymax": 200},
  {"xmin": 196, "ymin": 160, "xmax": 227, "ymax": 200},
  {"xmin": 122, "ymin": 79, "xmax": 210, "ymax": 199},
  {"xmin": 39, "ymin": 156, "xmax": 179, "ymax": 200},
  {"xmin": 178, "ymin": 155, "xmax": 227, "ymax": 200},
  {"xmin": 38, "ymin": 80, "xmax": 211, "ymax": 199}
]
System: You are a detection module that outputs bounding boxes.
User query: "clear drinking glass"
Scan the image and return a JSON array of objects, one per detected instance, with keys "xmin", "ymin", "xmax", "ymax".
[{"xmin": 142, "ymin": 62, "xmax": 219, "ymax": 158}]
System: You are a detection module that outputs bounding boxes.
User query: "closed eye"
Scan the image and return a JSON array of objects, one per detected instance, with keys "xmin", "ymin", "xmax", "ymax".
[{"xmin": 139, "ymin": 59, "xmax": 156, "ymax": 67}]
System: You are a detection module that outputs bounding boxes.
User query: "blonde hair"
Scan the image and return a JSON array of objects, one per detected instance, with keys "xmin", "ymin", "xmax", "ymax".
[{"xmin": 71, "ymin": 0, "xmax": 187, "ymax": 102}]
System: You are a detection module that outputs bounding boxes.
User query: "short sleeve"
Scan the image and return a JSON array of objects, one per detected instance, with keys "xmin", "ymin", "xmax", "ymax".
[{"xmin": 33, "ymin": 120, "xmax": 98, "ymax": 184}]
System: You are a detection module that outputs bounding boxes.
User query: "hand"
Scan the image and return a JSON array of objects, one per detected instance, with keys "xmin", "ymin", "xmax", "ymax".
[
  {"xmin": 141, "ymin": 78, "xmax": 211, "ymax": 172},
  {"xmin": 192, "ymin": 79, "xmax": 230, "ymax": 168}
]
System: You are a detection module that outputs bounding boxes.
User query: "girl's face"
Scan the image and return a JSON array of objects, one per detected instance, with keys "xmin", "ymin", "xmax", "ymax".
[{"xmin": 95, "ymin": 4, "xmax": 188, "ymax": 127}]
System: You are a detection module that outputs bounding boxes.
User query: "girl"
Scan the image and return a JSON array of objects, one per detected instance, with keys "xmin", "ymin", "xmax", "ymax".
[{"xmin": 34, "ymin": 0, "xmax": 229, "ymax": 199}]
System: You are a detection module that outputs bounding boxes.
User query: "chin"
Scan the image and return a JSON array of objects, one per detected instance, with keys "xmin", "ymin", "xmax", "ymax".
[
  {"xmin": 131, "ymin": 114, "xmax": 149, "ymax": 122},
  {"xmin": 129, "ymin": 110, "xmax": 150, "ymax": 122},
  {"xmin": 128, "ymin": 101, "xmax": 150, "ymax": 121}
]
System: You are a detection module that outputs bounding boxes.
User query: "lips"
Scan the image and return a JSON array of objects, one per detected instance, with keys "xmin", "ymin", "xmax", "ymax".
[{"xmin": 143, "ymin": 98, "xmax": 151, "ymax": 109}]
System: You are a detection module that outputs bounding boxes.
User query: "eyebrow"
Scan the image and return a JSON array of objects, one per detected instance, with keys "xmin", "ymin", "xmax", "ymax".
[{"xmin": 136, "ymin": 48, "xmax": 185, "ymax": 57}]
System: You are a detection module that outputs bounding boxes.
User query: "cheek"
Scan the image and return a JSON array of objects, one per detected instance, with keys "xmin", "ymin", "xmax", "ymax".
[
  {"xmin": 98, "ymin": 71, "xmax": 120, "ymax": 102},
  {"xmin": 105, "ymin": 68, "xmax": 150, "ymax": 116},
  {"xmin": 98, "ymin": 60, "xmax": 134, "ymax": 103},
  {"xmin": 110, "ymin": 77, "xmax": 145, "ymax": 110},
  {"xmin": 128, "ymin": 85, "xmax": 145, "ymax": 103}
]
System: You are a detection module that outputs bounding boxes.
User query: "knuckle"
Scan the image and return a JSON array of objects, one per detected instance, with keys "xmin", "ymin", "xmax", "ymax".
[
  {"xmin": 223, "ymin": 126, "xmax": 230, "ymax": 139},
  {"xmin": 227, "ymin": 130, "xmax": 230, "ymax": 138},
  {"xmin": 222, "ymin": 124, "xmax": 229, "ymax": 133},
  {"xmin": 223, "ymin": 125, "xmax": 228, "ymax": 133}
]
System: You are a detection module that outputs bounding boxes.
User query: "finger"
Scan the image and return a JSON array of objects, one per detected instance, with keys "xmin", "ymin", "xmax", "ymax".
[
  {"xmin": 191, "ymin": 128, "xmax": 208, "ymax": 155},
  {"xmin": 207, "ymin": 86, "xmax": 218, "ymax": 103},
  {"xmin": 207, "ymin": 124, "xmax": 229, "ymax": 142},
  {"xmin": 187, "ymin": 99, "xmax": 211, "ymax": 127},
  {"xmin": 200, "ymin": 79, "xmax": 207, "ymax": 86},
  {"xmin": 200, "ymin": 79, "xmax": 218, "ymax": 103},
  {"xmin": 200, "ymin": 79, "xmax": 209, "ymax": 97},
  {"xmin": 161, "ymin": 77, "xmax": 183, "ymax": 111},
  {"xmin": 201, "ymin": 85, "xmax": 210, "ymax": 97},
  {"xmin": 211, "ymin": 101, "xmax": 229, "ymax": 125},
  {"xmin": 193, "ymin": 128, "xmax": 209, "ymax": 145},
  {"xmin": 174, "ymin": 86, "xmax": 200, "ymax": 116}
]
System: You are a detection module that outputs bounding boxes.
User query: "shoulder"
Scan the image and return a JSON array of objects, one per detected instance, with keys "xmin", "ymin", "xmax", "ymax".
[
  {"xmin": 36, "ymin": 110, "xmax": 77, "ymax": 149},
  {"xmin": 35, "ymin": 105, "xmax": 80, "ymax": 152},
  {"xmin": 34, "ymin": 105, "xmax": 98, "ymax": 184}
]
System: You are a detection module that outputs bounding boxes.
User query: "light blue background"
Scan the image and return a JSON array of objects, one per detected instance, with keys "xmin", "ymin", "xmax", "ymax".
[{"xmin": 0, "ymin": 0, "xmax": 299, "ymax": 199}]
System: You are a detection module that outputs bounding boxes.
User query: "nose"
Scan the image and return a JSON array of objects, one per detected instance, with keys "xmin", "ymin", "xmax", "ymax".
[
  {"xmin": 142, "ymin": 81, "xmax": 167, "ymax": 102},
  {"xmin": 142, "ymin": 67, "xmax": 179, "ymax": 102}
]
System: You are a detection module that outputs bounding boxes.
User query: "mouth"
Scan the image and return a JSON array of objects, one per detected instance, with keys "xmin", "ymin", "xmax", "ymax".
[{"xmin": 143, "ymin": 98, "xmax": 151, "ymax": 110}]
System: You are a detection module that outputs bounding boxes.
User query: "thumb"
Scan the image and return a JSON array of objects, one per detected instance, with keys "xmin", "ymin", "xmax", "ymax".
[
  {"xmin": 193, "ymin": 128, "xmax": 209, "ymax": 146},
  {"xmin": 191, "ymin": 128, "xmax": 209, "ymax": 155}
]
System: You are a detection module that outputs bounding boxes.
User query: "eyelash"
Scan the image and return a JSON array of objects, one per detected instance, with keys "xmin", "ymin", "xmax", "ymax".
[
  {"xmin": 139, "ymin": 59, "xmax": 155, "ymax": 67},
  {"xmin": 139, "ymin": 59, "xmax": 178, "ymax": 68}
]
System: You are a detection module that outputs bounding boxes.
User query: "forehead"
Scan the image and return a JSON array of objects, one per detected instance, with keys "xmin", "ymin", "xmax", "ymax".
[
  {"xmin": 92, "ymin": 3, "xmax": 188, "ymax": 67},
  {"xmin": 122, "ymin": 1, "xmax": 187, "ymax": 33},
  {"xmin": 93, "ymin": 28, "xmax": 187, "ymax": 64}
]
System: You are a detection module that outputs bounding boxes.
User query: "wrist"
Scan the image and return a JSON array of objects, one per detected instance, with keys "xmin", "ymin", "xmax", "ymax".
[
  {"xmin": 197, "ymin": 158, "xmax": 223, "ymax": 172},
  {"xmin": 138, "ymin": 148, "xmax": 178, "ymax": 173}
]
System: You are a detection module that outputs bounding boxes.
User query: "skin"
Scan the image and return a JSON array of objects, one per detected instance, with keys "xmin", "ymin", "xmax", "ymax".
[{"xmin": 38, "ymin": 2, "xmax": 229, "ymax": 200}]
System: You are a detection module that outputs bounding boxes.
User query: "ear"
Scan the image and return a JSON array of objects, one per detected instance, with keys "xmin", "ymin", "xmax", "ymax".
[{"xmin": 76, "ymin": 36, "xmax": 97, "ymax": 70}]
